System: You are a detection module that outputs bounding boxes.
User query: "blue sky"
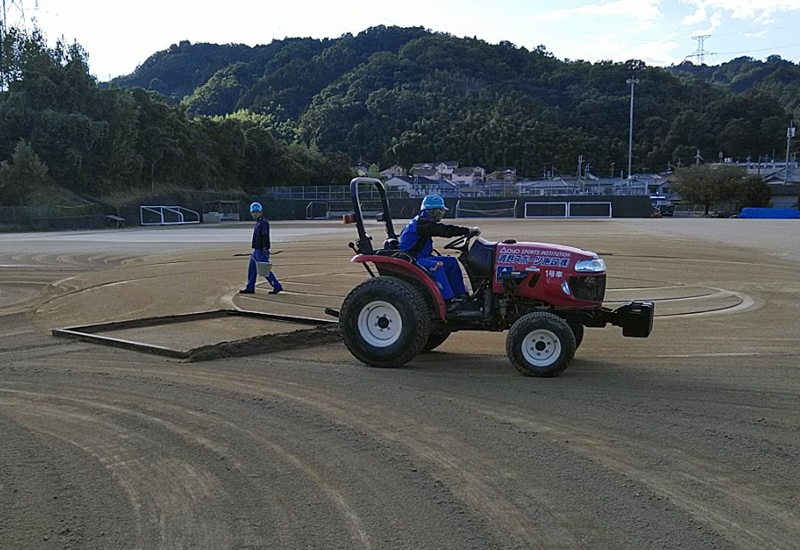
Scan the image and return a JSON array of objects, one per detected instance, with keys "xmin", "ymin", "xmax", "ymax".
[{"xmin": 16, "ymin": 0, "xmax": 800, "ymax": 80}]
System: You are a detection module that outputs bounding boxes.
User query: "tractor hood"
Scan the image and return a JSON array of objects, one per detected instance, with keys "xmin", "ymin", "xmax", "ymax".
[{"xmin": 495, "ymin": 241, "xmax": 602, "ymax": 271}]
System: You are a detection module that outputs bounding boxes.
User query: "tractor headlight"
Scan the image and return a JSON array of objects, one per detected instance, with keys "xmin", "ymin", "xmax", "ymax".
[
  {"xmin": 574, "ymin": 258, "xmax": 606, "ymax": 273},
  {"xmin": 561, "ymin": 280, "xmax": 571, "ymax": 295}
]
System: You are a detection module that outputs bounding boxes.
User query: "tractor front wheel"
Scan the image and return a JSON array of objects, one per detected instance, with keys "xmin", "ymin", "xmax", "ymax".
[
  {"xmin": 340, "ymin": 277, "xmax": 431, "ymax": 368},
  {"xmin": 506, "ymin": 312, "xmax": 576, "ymax": 377},
  {"xmin": 566, "ymin": 318, "xmax": 585, "ymax": 350}
]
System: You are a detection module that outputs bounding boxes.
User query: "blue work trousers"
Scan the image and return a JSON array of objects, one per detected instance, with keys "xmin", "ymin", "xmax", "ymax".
[
  {"xmin": 246, "ymin": 249, "xmax": 282, "ymax": 291},
  {"xmin": 417, "ymin": 255, "xmax": 466, "ymax": 301}
]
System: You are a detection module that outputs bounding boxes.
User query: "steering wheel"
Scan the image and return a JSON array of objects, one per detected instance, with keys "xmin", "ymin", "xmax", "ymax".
[{"xmin": 443, "ymin": 231, "xmax": 477, "ymax": 251}]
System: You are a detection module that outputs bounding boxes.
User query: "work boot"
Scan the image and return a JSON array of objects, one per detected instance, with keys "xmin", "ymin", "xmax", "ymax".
[
  {"xmin": 269, "ymin": 286, "xmax": 283, "ymax": 295},
  {"xmin": 239, "ymin": 288, "xmax": 255, "ymax": 294},
  {"xmin": 446, "ymin": 300, "xmax": 461, "ymax": 313}
]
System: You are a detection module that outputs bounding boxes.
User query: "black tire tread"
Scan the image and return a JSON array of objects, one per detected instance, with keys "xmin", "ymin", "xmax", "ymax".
[
  {"xmin": 506, "ymin": 311, "xmax": 576, "ymax": 377},
  {"xmin": 340, "ymin": 277, "xmax": 431, "ymax": 368},
  {"xmin": 422, "ymin": 331, "xmax": 451, "ymax": 352},
  {"xmin": 566, "ymin": 318, "xmax": 584, "ymax": 350}
]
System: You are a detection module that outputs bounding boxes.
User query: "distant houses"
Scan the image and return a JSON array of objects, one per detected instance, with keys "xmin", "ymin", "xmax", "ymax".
[
  {"xmin": 362, "ymin": 159, "xmax": 799, "ymax": 210},
  {"xmin": 718, "ymin": 160, "xmax": 800, "ymax": 209},
  {"xmin": 378, "ymin": 160, "xmax": 673, "ymax": 199},
  {"xmin": 384, "ymin": 175, "xmax": 460, "ymax": 198}
]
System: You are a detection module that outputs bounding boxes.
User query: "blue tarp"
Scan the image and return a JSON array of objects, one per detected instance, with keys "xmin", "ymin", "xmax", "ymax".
[{"xmin": 739, "ymin": 208, "xmax": 800, "ymax": 219}]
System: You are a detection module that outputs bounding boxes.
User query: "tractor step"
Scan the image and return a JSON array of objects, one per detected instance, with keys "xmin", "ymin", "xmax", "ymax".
[{"xmin": 445, "ymin": 309, "xmax": 484, "ymax": 321}]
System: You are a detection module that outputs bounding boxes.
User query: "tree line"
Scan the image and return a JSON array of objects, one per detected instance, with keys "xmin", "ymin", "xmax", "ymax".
[
  {"xmin": 125, "ymin": 26, "xmax": 798, "ymax": 177},
  {"xmin": 0, "ymin": 26, "xmax": 353, "ymax": 206}
]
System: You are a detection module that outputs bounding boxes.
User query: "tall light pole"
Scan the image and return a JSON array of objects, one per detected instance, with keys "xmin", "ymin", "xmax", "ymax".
[
  {"xmin": 785, "ymin": 120, "xmax": 795, "ymax": 185},
  {"xmin": 626, "ymin": 77, "xmax": 640, "ymax": 188}
]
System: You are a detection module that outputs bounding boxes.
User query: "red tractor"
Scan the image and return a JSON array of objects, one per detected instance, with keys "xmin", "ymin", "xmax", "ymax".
[{"xmin": 330, "ymin": 178, "xmax": 653, "ymax": 377}]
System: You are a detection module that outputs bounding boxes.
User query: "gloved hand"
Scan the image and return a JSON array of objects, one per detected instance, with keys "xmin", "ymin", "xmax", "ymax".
[{"xmin": 467, "ymin": 226, "xmax": 481, "ymax": 237}]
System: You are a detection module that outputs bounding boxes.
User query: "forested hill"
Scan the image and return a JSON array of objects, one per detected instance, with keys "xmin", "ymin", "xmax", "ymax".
[{"xmin": 109, "ymin": 25, "xmax": 800, "ymax": 176}]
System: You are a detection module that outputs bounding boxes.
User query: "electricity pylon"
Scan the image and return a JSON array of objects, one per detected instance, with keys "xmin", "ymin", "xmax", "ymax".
[{"xmin": 1, "ymin": 0, "xmax": 38, "ymax": 90}]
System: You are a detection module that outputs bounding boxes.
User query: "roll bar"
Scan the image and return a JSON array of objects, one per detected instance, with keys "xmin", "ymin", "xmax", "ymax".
[{"xmin": 348, "ymin": 177, "xmax": 397, "ymax": 255}]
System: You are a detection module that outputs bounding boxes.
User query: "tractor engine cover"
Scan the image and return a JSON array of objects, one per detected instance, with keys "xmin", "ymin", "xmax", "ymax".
[{"xmin": 492, "ymin": 241, "xmax": 607, "ymax": 308}]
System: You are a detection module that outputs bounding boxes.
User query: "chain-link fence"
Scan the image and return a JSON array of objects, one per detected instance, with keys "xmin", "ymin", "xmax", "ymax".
[{"xmin": 0, "ymin": 205, "xmax": 108, "ymax": 230}]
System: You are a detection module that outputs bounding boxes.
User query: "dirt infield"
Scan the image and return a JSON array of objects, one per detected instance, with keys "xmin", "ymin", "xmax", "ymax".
[{"xmin": 1, "ymin": 218, "xmax": 799, "ymax": 549}]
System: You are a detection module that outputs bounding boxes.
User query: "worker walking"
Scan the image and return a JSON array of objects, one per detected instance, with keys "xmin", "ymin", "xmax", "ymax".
[{"xmin": 240, "ymin": 202, "xmax": 283, "ymax": 295}]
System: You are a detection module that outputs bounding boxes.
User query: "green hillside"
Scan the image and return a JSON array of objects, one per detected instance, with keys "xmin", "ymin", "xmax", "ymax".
[
  {"xmin": 2, "ymin": 25, "xmax": 798, "ymax": 207},
  {"xmin": 111, "ymin": 26, "xmax": 800, "ymax": 175}
]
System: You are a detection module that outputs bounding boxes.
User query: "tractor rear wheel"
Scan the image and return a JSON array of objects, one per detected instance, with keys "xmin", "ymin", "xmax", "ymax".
[
  {"xmin": 506, "ymin": 312, "xmax": 576, "ymax": 377},
  {"xmin": 340, "ymin": 277, "xmax": 431, "ymax": 368}
]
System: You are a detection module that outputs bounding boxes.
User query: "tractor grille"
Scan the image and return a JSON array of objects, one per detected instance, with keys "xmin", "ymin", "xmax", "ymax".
[{"xmin": 569, "ymin": 274, "xmax": 606, "ymax": 302}]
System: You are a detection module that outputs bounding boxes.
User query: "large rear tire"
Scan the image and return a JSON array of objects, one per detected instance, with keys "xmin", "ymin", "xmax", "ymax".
[
  {"xmin": 506, "ymin": 312, "xmax": 576, "ymax": 377},
  {"xmin": 340, "ymin": 277, "xmax": 431, "ymax": 368}
]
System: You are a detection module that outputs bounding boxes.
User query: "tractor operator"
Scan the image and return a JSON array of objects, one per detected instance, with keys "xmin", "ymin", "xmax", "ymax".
[
  {"xmin": 398, "ymin": 193, "xmax": 479, "ymax": 312},
  {"xmin": 239, "ymin": 201, "xmax": 283, "ymax": 295}
]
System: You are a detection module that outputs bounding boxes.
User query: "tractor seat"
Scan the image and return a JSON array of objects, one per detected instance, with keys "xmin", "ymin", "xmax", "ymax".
[{"xmin": 375, "ymin": 249, "xmax": 416, "ymax": 263}]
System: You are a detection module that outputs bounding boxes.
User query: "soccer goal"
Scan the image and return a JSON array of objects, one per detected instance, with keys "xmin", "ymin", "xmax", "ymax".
[
  {"xmin": 140, "ymin": 206, "xmax": 200, "ymax": 226},
  {"xmin": 567, "ymin": 201, "xmax": 612, "ymax": 218},
  {"xmin": 326, "ymin": 200, "xmax": 384, "ymax": 220},
  {"xmin": 524, "ymin": 201, "xmax": 612, "ymax": 218},
  {"xmin": 524, "ymin": 202, "xmax": 568, "ymax": 218},
  {"xmin": 455, "ymin": 199, "xmax": 518, "ymax": 218},
  {"xmin": 305, "ymin": 201, "xmax": 330, "ymax": 220}
]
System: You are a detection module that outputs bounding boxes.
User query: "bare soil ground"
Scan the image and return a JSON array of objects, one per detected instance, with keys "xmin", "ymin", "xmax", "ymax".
[{"xmin": 1, "ymin": 218, "xmax": 799, "ymax": 550}]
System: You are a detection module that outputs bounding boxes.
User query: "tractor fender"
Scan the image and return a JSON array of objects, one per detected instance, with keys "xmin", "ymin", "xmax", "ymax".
[{"xmin": 352, "ymin": 255, "xmax": 447, "ymax": 319}]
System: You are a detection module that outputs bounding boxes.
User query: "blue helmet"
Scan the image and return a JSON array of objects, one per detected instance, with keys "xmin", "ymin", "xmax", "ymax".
[
  {"xmin": 249, "ymin": 202, "xmax": 263, "ymax": 213},
  {"xmin": 420, "ymin": 194, "xmax": 447, "ymax": 212}
]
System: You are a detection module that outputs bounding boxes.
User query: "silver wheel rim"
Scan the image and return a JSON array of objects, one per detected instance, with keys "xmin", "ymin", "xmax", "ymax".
[
  {"xmin": 357, "ymin": 300, "xmax": 402, "ymax": 348},
  {"xmin": 521, "ymin": 328, "xmax": 562, "ymax": 367}
]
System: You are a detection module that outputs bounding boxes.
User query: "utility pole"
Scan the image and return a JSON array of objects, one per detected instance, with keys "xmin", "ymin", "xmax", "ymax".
[
  {"xmin": 784, "ymin": 120, "xmax": 795, "ymax": 185},
  {"xmin": 626, "ymin": 77, "xmax": 639, "ymax": 183}
]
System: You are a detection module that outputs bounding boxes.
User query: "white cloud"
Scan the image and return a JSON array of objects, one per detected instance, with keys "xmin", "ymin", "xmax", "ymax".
[
  {"xmin": 693, "ymin": 10, "xmax": 724, "ymax": 33},
  {"xmin": 620, "ymin": 39, "xmax": 684, "ymax": 65},
  {"xmin": 552, "ymin": 31, "xmax": 682, "ymax": 66},
  {"xmin": 537, "ymin": 0, "xmax": 662, "ymax": 22},
  {"xmin": 681, "ymin": 6, "xmax": 708, "ymax": 25},
  {"xmin": 680, "ymin": 0, "xmax": 800, "ymax": 20}
]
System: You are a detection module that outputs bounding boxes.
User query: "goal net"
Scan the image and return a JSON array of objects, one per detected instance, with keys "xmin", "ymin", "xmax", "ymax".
[
  {"xmin": 325, "ymin": 201, "xmax": 384, "ymax": 220},
  {"xmin": 305, "ymin": 201, "xmax": 330, "ymax": 220},
  {"xmin": 455, "ymin": 199, "xmax": 517, "ymax": 218},
  {"xmin": 140, "ymin": 206, "xmax": 200, "ymax": 226},
  {"xmin": 524, "ymin": 201, "xmax": 612, "ymax": 218}
]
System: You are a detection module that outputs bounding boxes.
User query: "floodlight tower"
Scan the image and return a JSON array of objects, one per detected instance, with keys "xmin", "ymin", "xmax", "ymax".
[{"xmin": 626, "ymin": 77, "xmax": 639, "ymax": 182}]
